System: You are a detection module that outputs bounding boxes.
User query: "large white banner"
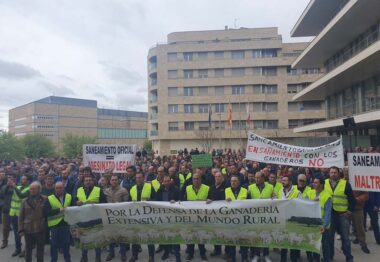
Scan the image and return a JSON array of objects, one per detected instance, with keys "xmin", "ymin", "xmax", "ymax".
[
  {"xmin": 246, "ymin": 132, "xmax": 344, "ymax": 168},
  {"xmin": 348, "ymin": 153, "xmax": 380, "ymax": 192},
  {"xmin": 65, "ymin": 199, "xmax": 322, "ymax": 252},
  {"xmin": 83, "ymin": 144, "xmax": 136, "ymax": 173}
]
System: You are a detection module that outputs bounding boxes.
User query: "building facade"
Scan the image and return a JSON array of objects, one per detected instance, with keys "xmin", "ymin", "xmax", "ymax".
[
  {"xmin": 291, "ymin": 0, "xmax": 380, "ymax": 148},
  {"xmin": 148, "ymin": 27, "xmax": 329, "ymax": 155},
  {"xmin": 9, "ymin": 96, "xmax": 148, "ymax": 149}
]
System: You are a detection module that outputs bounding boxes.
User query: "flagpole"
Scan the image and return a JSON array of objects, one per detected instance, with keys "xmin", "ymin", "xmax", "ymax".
[{"xmin": 219, "ymin": 103, "xmax": 221, "ymax": 150}]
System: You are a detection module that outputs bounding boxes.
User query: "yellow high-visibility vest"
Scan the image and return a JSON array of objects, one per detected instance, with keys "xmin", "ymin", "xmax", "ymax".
[
  {"xmin": 225, "ymin": 187, "xmax": 248, "ymax": 200},
  {"xmin": 47, "ymin": 193, "xmax": 72, "ymax": 227},
  {"xmin": 249, "ymin": 183, "xmax": 274, "ymax": 199},
  {"xmin": 308, "ymin": 189, "xmax": 332, "ymax": 228},
  {"xmin": 151, "ymin": 179, "xmax": 161, "ymax": 192},
  {"xmin": 76, "ymin": 187, "xmax": 100, "ymax": 204},
  {"xmin": 278, "ymin": 185, "xmax": 300, "ymax": 199},
  {"xmin": 325, "ymin": 179, "xmax": 349, "ymax": 212},
  {"xmin": 130, "ymin": 183, "xmax": 152, "ymax": 201},
  {"xmin": 9, "ymin": 186, "xmax": 29, "ymax": 217},
  {"xmin": 186, "ymin": 184, "xmax": 209, "ymax": 201}
]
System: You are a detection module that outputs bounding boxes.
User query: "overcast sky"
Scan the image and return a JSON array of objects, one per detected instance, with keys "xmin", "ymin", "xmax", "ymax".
[{"xmin": 0, "ymin": 0, "xmax": 311, "ymax": 130}]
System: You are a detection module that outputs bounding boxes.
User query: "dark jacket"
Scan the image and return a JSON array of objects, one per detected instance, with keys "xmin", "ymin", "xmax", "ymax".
[
  {"xmin": 365, "ymin": 192, "xmax": 380, "ymax": 211},
  {"xmin": 156, "ymin": 185, "xmax": 180, "ymax": 202},
  {"xmin": 209, "ymin": 182, "xmax": 227, "ymax": 201},
  {"xmin": 0, "ymin": 185, "xmax": 14, "ymax": 214},
  {"xmin": 19, "ymin": 195, "xmax": 47, "ymax": 234}
]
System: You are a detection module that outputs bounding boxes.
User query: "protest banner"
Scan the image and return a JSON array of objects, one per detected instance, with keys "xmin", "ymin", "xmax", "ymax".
[
  {"xmin": 65, "ymin": 199, "xmax": 322, "ymax": 252},
  {"xmin": 348, "ymin": 153, "xmax": 380, "ymax": 192},
  {"xmin": 82, "ymin": 144, "xmax": 136, "ymax": 173},
  {"xmin": 246, "ymin": 132, "xmax": 344, "ymax": 168},
  {"xmin": 191, "ymin": 153, "xmax": 213, "ymax": 168}
]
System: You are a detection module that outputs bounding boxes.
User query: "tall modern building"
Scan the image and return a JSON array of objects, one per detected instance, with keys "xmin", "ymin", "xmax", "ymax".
[
  {"xmin": 291, "ymin": 0, "xmax": 380, "ymax": 148},
  {"xmin": 9, "ymin": 96, "xmax": 148, "ymax": 149},
  {"xmin": 148, "ymin": 27, "xmax": 329, "ymax": 155}
]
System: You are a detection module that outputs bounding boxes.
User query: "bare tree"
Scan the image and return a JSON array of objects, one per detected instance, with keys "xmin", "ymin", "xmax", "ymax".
[{"xmin": 194, "ymin": 129, "xmax": 215, "ymax": 153}]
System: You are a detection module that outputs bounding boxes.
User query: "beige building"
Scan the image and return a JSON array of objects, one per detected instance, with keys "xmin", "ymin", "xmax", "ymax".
[
  {"xmin": 291, "ymin": 0, "xmax": 380, "ymax": 148},
  {"xmin": 148, "ymin": 27, "xmax": 329, "ymax": 155},
  {"xmin": 9, "ymin": 96, "xmax": 148, "ymax": 149}
]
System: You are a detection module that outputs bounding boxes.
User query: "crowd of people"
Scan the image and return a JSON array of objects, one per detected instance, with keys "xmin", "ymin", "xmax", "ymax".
[{"xmin": 0, "ymin": 147, "xmax": 379, "ymax": 262}]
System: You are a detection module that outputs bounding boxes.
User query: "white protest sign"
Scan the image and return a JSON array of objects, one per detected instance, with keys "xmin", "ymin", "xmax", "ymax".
[
  {"xmin": 83, "ymin": 144, "xmax": 136, "ymax": 173},
  {"xmin": 348, "ymin": 153, "xmax": 380, "ymax": 192},
  {"xmin": 246, "ymin": 132, "xmax": 344, "ymax": 168}
]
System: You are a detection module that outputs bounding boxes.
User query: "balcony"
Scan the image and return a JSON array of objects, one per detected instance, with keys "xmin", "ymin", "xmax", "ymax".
[
  {"xmin": 325, "ymin": 26, "xmax": 380, "ymax": 73},
  {"xmin": 148, "ymin": 62, "xmax": 157, "ymax": 72},
  {"xmin": 328, "ymin": 97, "xmax": 380, "ymax": 120},
  {"xmin": 150, "ymin": 130, "xmax": 158, "ymax": 137}
]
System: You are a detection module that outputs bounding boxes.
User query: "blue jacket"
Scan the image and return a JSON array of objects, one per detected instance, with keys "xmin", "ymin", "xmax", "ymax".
[{"xmin": 365, "ymin": 192, "xmax": 380, "ymax": 211}]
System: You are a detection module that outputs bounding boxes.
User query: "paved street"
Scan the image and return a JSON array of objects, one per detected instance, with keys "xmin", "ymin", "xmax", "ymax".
[{"xmin": 0, "ymin": 225, "xmax": 379, "ymax": 261}]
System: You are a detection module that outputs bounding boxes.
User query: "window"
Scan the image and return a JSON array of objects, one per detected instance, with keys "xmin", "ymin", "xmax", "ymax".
[
  {"xmin": 232, "ymin": 50, "xmax": 245, "ymax": 59},
  {"xmin": 215, "ymin": 86, "xmax": 224, "ymax": 95},
  {"xmin": 167, "ymin": 52, "xmax": 177, "ymax": 61},
  {"xmin": 232, "ymin": 85, "xmax": 245, "ymax": 95},
  {"xmin": 262, "ymin": 67, "xmax": 277, "ymax": 76},
  {"xmin": 215, "ymin": 121, "xmax": 225, "ymax": 130},
  {"xmin": 198, "ymin": 104, "xmax": 209, "ymax": 113},
  {"xmin": 184, "ymin": 122, "xmax": 194, "ymax": 130},
  {"xmin": 253, "ymin": 102, "xmax": 278, "ymax": 112},
  {"xmin": 288, "ymin": 119, "xmax": 300, "ymax": 129},
  {"xmin": 184, "ymin": 70, "xmax": 193, "ymax": 79},
  {"xmin": 253, "ymin": 120, "xmax": 278, "ymax": 129},
  {"xmin": 254, "ymin": 85, "xmax": 277, "ymax": 94},
  {"xmin": 97, "ymin": 128, "xmax": 147, "ymax": 139},
  {"xmin": 215, "ymin": 103, "xmax": 225, "ymax": 113},
  {"xmin": 266, "ymin": 85, "xmax": 278, "ymax": 94},
  {"xmin": 266, "ymin": 120, "xmax": 278, "ymax": 129},
  {"xmin": 168, "ymin": 87, "xmax": 178, "ymax": 96},
  {"xmin": 168, "ymin": 104, "xmax": 178, "ymax": 113},
  {"xmin": 184, "ymin": 87, "xmax": 194, "ymax": 96},
  {"xmin": 183, "ymin": 52, "xmax": 193, "ymax": 61},
  {"xmin": 168, "ymin": 70, "xmax": 177, "ymax": 79},
  {"xmin": 287, "ymin": 84, "xmax": 307, "ymax": 94},
  {"xmin": 232, "ymin": 121, "xmax": 246, "ymax": 129},
  {"xmin": 197, "ymin": 52, "xmax": 208, "ymax": 59},
  {"xmin": 198, "ymin": 69, "xmax": 208, "ymax": 78},
  {"xmin": 252, "ymin": 50, "xmax": 262, "ymax": 58},
  {"xmin": 262, "ymin": 49, "xmax": 277, "ymax": 58},
  {"xmin": 288, "ymin": 102, "xmax": 299, "ymax": 112},
  {"xmin": 199, "ymin": 122, "xmax": 209, "ymax": 130},
  {"xmin": 168, "ymin": 122, "xmax": 179, "ymax": 131},
  {"xmin": 252, "ymin": 67, "xmax": 262, "ymax": 76},
  {"xmin": 253, "ymin": 49, "xmax": 278, "ymax": 58},
  {"xmin": 266, "ymin": 102, "xmax": 278, "ymax": 112},
  {"xmin": 184, "ymin": 104, "xmax": 194, "ymax": 113},
  {"xmin": 289, "ymin": 101, "xmax": 322, "ymax": 111},
  {"xmin": 198, "ymin": 87, "xmax": 208, "ymax": 95},
  {"xmin": 231, "ymin": 68, "xmax": 245, "ymax": 76},
  {"xmin": 215, "ymin": 68, "xmax": 224, "ymax": 77},
  {"xmin": 253, "ymin": 85, "xmax": 263, "ymax": 94},
  {"xmin": 232, "ymin": 103, "xmax": 245, "ymax": 112},
  {"xmin": 214, "ymin": 51, "xmax": 224, "ymax": 59}
]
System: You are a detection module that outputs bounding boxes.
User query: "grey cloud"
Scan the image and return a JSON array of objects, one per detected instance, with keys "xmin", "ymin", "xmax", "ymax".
[
  {"xmin": 39, "ymin": 81, "xmax": 75, "ymax": 96},
  {"xmin": 0, "ymin": 59, "xmax": 41, "ymax": 80},
  {"xmin": 99, "ymin": 61, "xmax": 143, "ymax": 85}
]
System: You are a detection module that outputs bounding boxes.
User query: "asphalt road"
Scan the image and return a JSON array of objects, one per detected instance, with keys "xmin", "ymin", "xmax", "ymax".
[{"xmin": 0, "ymin": 225, "xmax": 379, "ymax": 261}]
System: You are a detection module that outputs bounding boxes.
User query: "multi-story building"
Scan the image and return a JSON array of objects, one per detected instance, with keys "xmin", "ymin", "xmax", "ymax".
[
  {"xmin": 291, "ymin": 0, "xmax": 380, "ymax": 148},
  {"xmin": 148, "ymin": 27, "xmax": 329, "ymax": 155},
  {"xmin": 9, "ymin": 96, "xmax": 148, "ymax": 149}
]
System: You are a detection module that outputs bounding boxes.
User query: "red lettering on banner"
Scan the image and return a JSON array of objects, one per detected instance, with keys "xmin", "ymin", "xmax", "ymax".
[
  {"xmin": 308, "ymin": 158, "xmax": 324, "ymax": 167},
  {"xmin": 247, "ymin": 146, "xmax": 258, "ymax": 153},
  {"xmin": 355, "ymin": 175, "xmax": 361, "ymax": 188},
  {"xmin": 376, "ymin": 176, "xmax": 380, "ymax": 189}
]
